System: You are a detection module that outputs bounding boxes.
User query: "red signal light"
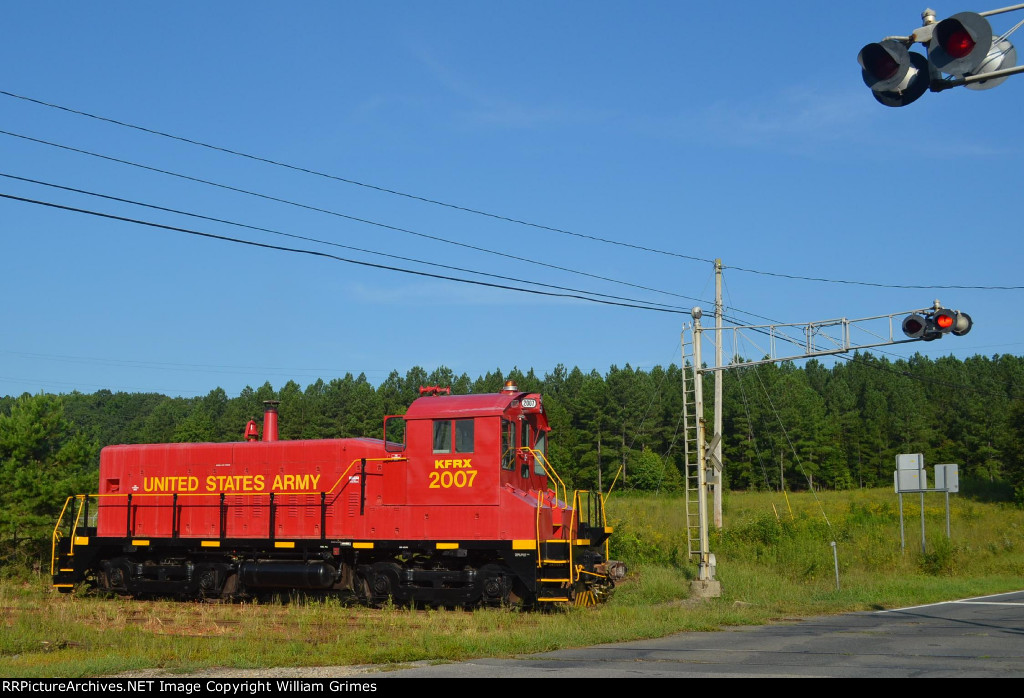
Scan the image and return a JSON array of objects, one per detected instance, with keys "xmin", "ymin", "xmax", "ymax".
[
  {"xmin": 929, "ymin": 13, "xmax": 994, "ymax": 78},
  {"xmin": 864, "ymin": 45, "xmax": 900, "ymax": 80},
  {"xmin": 943, "ymin": 28, "xmax": 976, "ymax": 59},
  {"xmin": 904, "ymin": 317, "xmax": 924, "ymax": 335},
  {"xmin": 935, "ymin": 313, "xmax": 954, "ymax": 329},
  {"xmin": 858, "ymin": 41, "xmax": 930, "ymax": 107}
]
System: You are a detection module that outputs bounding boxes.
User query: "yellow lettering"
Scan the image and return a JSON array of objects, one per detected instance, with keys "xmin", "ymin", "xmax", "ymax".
[
  {"xmin": 463, "ymin": 459, "xmax": 471, "ymax": 468},
  {"xmin": 272, "ymin": 475, "xmax": 283, "ymax": 490},
  {"xmin": 426, "ymin": 468, "xmax": 478, "ymax": 490},
  {"xmin": 434, "ymin": 459, "xmax": 446, "ymax": 469},
  {"xmin": 254, "ymin": 475, "xmax": 265, "ymax": 491},
  {"xmin": 187, "ymin": 476, "xmax": 198, "ymax": 492},
  {"xmin": 206, "ymin": 475, "xmax": 216, "ymax": 492},
  {"xmin": 445, "ymin": 460, "xmax": 452, "ymax": 469},
  {"xmin": 310, "ymin": 474, "xmax": 320, "ymax": 490},
  {"xmin": 284, "ymin": 474, "xmax": 295, "ymax": 489}
]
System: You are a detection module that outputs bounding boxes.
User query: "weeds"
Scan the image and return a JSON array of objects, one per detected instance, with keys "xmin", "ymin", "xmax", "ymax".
[{"xmin": 3, "ymin": 487, "xmax": 1024, "ymax": 677}]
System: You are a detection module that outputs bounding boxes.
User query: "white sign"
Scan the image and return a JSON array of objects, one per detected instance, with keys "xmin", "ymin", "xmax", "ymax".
[
  {"xmin": 934, "ymin": 464, "xmax": 959, "ymax": 493},
  {"xmin": 894, "ymin": 468, "xmax": 927, "ymax": 493},
  {"xmin": 896, "ymin": 453, "xmax": 924, "ymax": 471}
]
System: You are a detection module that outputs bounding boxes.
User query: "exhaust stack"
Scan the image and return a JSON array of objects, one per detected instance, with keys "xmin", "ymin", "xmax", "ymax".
[{"xmin": 262, "ymin": 400, "xmax": 280, "ymax": 442}]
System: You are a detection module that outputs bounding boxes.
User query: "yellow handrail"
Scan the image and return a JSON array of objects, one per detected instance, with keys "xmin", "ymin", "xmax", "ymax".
[
  {"xmin": 534, "ymin": 492, "xmax": 543, "ymax": 566},
  {"xmin": 524, "ymin": 448, "xmax": 567, "ymax": 505},
  {"xmin": 49, "ymin": 456, "xmax": 409, "ymax": 546},
  {"xmin": 604, "ymin": 463, "xmax": 625, "ymax": 498},
  {"xmin": 56, "ymin": 457, "xmax": 407, "ymax": 503},
  {"xmin": 50, "ymin": 496, "xmax": 75, "ymax": 576}
]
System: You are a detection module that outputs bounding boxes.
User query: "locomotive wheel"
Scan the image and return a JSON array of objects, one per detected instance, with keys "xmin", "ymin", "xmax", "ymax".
[
  {"xmin": 101, "ymin": 559, "xmax": 132, "ymax": 593},
  {"xmin": 368, "ymin": 562, "xmax": 401, "ymax": 605},
  {"xmin": 195, "ymin": 567, "xmax": 221, "ymax": 599},
  {"xmin": 478, "ymin": 564, "xmax": 514, "ymax": 607}
]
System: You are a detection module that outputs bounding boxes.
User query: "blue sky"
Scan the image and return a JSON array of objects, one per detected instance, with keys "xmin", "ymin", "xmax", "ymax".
[{"xmin": 1, "ymin": 2, "xmax": 1021, "ymax": 398}]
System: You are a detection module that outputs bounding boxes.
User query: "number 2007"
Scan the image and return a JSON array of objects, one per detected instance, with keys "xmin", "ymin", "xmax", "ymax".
[{"xmin": 429, "ymin": 470, "xmax": 478, "ymax": 488}]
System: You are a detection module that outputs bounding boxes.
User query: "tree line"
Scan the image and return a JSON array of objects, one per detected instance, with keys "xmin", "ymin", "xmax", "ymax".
[{"xmin": 2, "ymin": 352, "xmax": 1023, "ymax": 568}]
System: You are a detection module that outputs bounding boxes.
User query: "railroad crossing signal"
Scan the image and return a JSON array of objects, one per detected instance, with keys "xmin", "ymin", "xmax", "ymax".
[
  {"xmin": 859, "ymin": 8, "xmax": 1022, "ymax": 106},
  {"xmin": 858, "ymin": 40, "xmax": 931, "ymax": 106},
  {"xmin": 902, "ymin": 308, "xmax": 973, "ymax": 341}
]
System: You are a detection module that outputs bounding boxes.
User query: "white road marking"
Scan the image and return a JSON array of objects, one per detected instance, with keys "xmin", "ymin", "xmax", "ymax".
[{"xmin": 874, "ymin": 590, "xmax": 1024, "ymax": 613}]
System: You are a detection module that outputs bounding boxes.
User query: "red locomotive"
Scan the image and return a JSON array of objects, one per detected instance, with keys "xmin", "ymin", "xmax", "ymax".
[{"xmin": 51, "ymin": 382, "xmax": 621, "ymax": 607}]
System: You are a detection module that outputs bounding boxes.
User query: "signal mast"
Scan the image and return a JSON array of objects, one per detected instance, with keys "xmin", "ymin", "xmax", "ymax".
[{"xmin": 687, "ymin": 297, "xmax": 972, "ymax": 596}]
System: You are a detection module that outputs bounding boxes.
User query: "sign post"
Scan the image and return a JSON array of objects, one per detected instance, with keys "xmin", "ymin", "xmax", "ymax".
[{"xmin": 894, "ymin": 454, "xmax": 958, "ymax": 553}]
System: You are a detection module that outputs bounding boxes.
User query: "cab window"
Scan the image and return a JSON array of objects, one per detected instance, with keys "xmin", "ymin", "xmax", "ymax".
[
  {"xmin": 432, "ymin": 420, "xmax": 452, "ymax": 453},
  {"xmin": 434, "ymin": 419, "xmax": 475, "ymax": 454},
  {"xmin": 534, "ymin": 429, "xmax": 547, "ymax": 476},
  {"xmin": 501, "ymin": 419, "xmax": 514, "ymax": 470},
  {"xmin": 455, "ymin": 419, "xmax": 474, "ymax": 453}
]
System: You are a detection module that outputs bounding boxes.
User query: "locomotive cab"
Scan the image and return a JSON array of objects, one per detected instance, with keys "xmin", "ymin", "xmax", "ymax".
[{"xmin": 394, "ymin": 382, "xmax": 561, "ymax": 517}]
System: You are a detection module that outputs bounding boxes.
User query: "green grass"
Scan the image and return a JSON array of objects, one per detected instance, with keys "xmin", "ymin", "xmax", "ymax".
[{"xmin": 3, "ymin": 487, "xmax": 1024, "ymax": 677}]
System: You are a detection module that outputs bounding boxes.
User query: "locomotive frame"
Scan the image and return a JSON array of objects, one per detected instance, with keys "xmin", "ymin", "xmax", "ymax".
[{"xmin": 51, "ymin": 383, "xmax": 621, "ymax": 608}]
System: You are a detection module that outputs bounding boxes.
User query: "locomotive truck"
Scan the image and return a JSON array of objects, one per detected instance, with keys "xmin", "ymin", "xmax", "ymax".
[{"xmin": 51, "ymin": 382, "xmax": 621, "ymax": 607}]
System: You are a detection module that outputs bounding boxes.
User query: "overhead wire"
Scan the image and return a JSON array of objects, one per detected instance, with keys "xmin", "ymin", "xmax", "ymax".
[
  {"xmin": 0, "ymin": 172, "xmax": 691, "ymax": 312},
  {"xmin": 749, "ymin": 362, "xmax": 835, "ymax": 532},
  {"xmin": 0, "ymin": 129, "xmax": 709, "ymax": 305},
  {"xmin": 2, "ymin": 89, "xmax": 1020, "ymax": 291},
  {"xmin": 735, "ymin": 367, "xmax": 777, "ymax": 492},
  {"xmin": 0, "ymin": 89, "xmax": 713, "ymax": 265},
  {"xmin": 0, "ymin": 192, "xmax": 691, "ymax": 315}
]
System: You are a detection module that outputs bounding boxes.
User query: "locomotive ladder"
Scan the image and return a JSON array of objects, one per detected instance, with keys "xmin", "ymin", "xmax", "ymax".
[
  {"xmin": 681, "ymin": 326, "xmax": 701, "ymax": 561},
  {"xmin": 537, "ymin": 539, "xmax": 573, "ymax": 604}
]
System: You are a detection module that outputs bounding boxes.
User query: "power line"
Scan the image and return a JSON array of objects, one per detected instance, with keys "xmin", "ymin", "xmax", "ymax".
[
  {"xmin": 0, "ymin": 129, "xmax": 705, "ymax": 304},
  {"xmin": 0, "ymin": 191, "xmax": 691, "ymax": 315},
  {"xmin": 3, "ymin": 91, "xmax": 1019, "ymax": 291},
  {"xmin": 727, "ymin": 263, "xmax": 1024, "ymax": 291},
  {"xmin": 6, "ymin": 168, "xmax": 840, "ymax": 342},
  {"xmin": 0, "ymin": 89, "xmax": 714, "ymax": 265},
  {"xmin": 0, "ymin": 172, "xmax": 693, "ymax": 312}
]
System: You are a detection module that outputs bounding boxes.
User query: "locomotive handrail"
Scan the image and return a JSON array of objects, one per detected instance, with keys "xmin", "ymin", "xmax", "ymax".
[
  {"xmin": 50, "ymin": 456, "xmax": 409, "ymax": 541},
  {"xmin": 50, "ymin": 495, "xmax": 75, "ymax": 576},
  {"xmin": 535, "ymin": 493, "xmax": 543, "ymax": 565},
  {"xmin": 523, "ymin": 448, "xmax": 567, "ymax": 506},
  {"xmin": 572, "ymin": 489, "xmax": 611, "ymax": 563},
  {"xmin": 56, "ymin": 457, "xmax": 407, "ymax": 504},
  {"xmin": 50, "ymin": 494, "xmax": 93, "ymax": 577},
  {"xmin": 604, "ymin": 463, "xmax": 625, "ymax": 498}
]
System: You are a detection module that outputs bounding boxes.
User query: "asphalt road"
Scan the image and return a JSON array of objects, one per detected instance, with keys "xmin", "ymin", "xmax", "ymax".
[{"xmin": 379, "ymin": 590, "xmax": 1024, "ymax": 678}]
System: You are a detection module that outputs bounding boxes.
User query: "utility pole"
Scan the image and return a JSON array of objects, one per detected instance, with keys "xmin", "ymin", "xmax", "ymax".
[
  {"xmin": 713, "ymin": 259, "xmax": 724, "ymax": 528},
  {"xmin": 690, "ymin": 308, "xmax": 721, "ymax": 597}
]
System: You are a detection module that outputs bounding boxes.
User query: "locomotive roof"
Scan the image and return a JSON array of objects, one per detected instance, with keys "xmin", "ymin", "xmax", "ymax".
[{"xmin": 403, "ymin": 391, "xmax": 536, "ymax": 419}]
